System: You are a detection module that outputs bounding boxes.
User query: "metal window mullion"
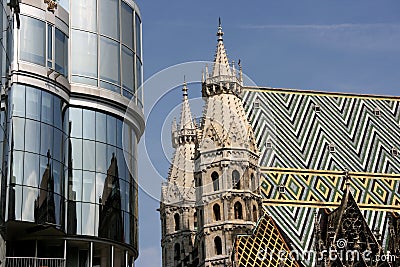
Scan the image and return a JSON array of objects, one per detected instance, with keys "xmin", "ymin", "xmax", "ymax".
[
  {"xmin": 96, "ymin": 0, "xmax": 100, "ymax": 87},
  {"xmin": 119, "ymin": 0, "xmax": 122, "ymax": 95}
]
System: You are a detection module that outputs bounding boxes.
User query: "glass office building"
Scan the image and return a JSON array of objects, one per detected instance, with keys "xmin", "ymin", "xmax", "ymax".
[{"xmin": 0, "ymin": 0, "xmax": 144, "ymax": 266}]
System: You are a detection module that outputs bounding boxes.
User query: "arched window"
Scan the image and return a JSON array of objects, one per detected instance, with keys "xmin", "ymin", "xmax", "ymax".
[
  {"xmin": 174, "ymin": 243, "xmax": 180, "ymax": 260},
  {"xmin": 213, "ymin": 204, "xmax": 221, "ymax": 221},
  {"xmin": 212, "ymin": 171, "xmax": 219, "ymax": 191},
  {"xmin": 234, "ymin": 202, "xmax": 243, "ymax": 219},
  {"xmin": 253, "ymin": 205, "xmax": 258, "ymax": 222},
  {"xmin": 194, "ymin": 211, "xmax": 198, "ymax": 230},
  {"xmin": 174, "ymin": 213, "xmax": 180, "ymax": 231},
  {"xmin": 214, "ymin": 236, "xmax": 222, "ymax": 255},
  {"xmin": 232, "ymin": 170, "xmax": 240, "ymax": 189},
  {"xmin": 251, "ymin": 173, "xmax": 256, "ymax": 191}
]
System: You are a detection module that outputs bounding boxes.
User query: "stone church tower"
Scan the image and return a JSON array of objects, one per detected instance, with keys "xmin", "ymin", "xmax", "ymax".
[
  {"xmin": 194, "ymin": 20, "xmax": 262, "ymax": 267},
  {"xmin": 160, "ymin": 20, "xmax": 262, "ymax": 267},
  {"xmin": 160, "ymin": 81, "xmax": 198, "ymax": 267}
]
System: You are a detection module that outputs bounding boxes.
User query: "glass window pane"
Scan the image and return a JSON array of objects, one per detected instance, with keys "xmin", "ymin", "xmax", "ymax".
[
  {"xmin": 71, "ymin": 0, "xmax": 97, "ymax": 32},
  {"xmin": 41, "ymin": 91, "xmax": 53, "ymax": 124},
  {"xmin": 116, "ymin": 119, "xmax": 123, "ymax": 149},
  {"xmin": 96, "ymin": 142, "xmax": 107, "ymax": 173},
  {"xmin": 117, "ymin": 148, "xmax": 125, "ymax": 179},
  {"xmin": 22, "ymin": 187, "xmax": 37, "ymax": 222},
  {"xmin": 95, "ymin": 172, "xmax": 105, "ymax": 204},
  {"xmin": 26, "ymin": 119, "xmax": 41, "ymax": 153},
  {"xmin": 12, "ymin": 85, "xmax": 25, "ymax": 117},
  {"xmin": 82, "ymin": 140, "xmax": 95, "ymax": 171},
  {"xmin": 83, "ymin": 109, "xmax": 95, "ymax": 140},
  {"xmin": 55, "ymin": 28, "xmax": 68, "ymax": 77},
  {"xmin": 24, "ymin": 152, "xmax": 39, "ymax": 187},
  {"xmin": 11, "ymin": 151, "xmax": 24, "ymax": 185},
  {"xmin": 100, "ymin": 37, "xmax": 120, "ymax": 86},
  {"xmin": 71, "ymin": 170, "xmax": 82, "ymax": 201},
  {"xmin": 136, "ymin": 58, "xmax": 143, "ymax": 108},
  {"xmin": 135, "ymin": 14, "xmax": 141, "ymax": 56},
  {"xmin": 47, "ymin": 25, "xmax": 52, "ymax": 68},
  {"xmin": 99, "ymin": 0, "xmax": 119, "ymax": 39},
  {"xmin": 53, "ymin": 128, "xmax": 62, "ymax": 162},
  {"xmin": 106, "ymin": 145, "xmax": 116, "ymax": 175},
  {"xmin": 20, "ymin": 16, "xmax": 45, "ymax": 66},
  {"xmin": 12, "ymin": 117, "xmax": 25, "ymax": 151},
  {"xmin": 81, "ymin": 202, "xmax": 95, "ymax": 236},
  {"xmin": 95, "ymin": 112, "xmax": 107, "ymax": 143},
  {"xmin": 121, "ymin": 2, "xmax": 133, "ymax": 49},
  {"xmin": 8, "ymin": 185, "xmax": 22, "ymax": 220},
  {"xmin": 70, "ymin": 108, "xmax": 82, "ymax": 138},
  {"xmin": 53, "ymin": 96, "xmax": 62, "ymax": 130},
  {"xmin": 122, "ymin": 46, "xmax": 134, "ymax": 92},
  {"xmin": 82, "ymin": 171, "xmax": 95, "ymax": 203},
  {"xmin": 39, "ymin": 155, "xmax": 51, "ymax": 190},
  {"xmin": 53, "ymin": 160, "xmax": 62, "ymax": 195},
  {"xmin": 71, "ymin": 30, "xmax": 97, "ymax": 79},
  {"xmin": 107, "ymin": 115, "xmax": 116, "ymax": 147},
  {"xmin": 40, "ymin": 122, "xmax": 53, "ymax": 156},
  {"xmin": 26, "ymin": 86, "xmax": 41, "ymax": 120},
  {"xmin": 71, "ymin": 138, "xmax": 82, "ymax": 170}
]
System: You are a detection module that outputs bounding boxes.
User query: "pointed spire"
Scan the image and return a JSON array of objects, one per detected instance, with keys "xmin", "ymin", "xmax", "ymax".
[
  {"xmin": 179, "ymin": 79, "xmax": 196, "ymax": 131},
  {"xmin": 212, "ymin": 18, "xmax": 231, "ymax": 77}
]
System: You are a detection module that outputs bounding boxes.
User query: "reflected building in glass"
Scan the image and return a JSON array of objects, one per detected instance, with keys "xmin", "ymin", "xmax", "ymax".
[{"xmin": 0, "ymin": 0, "xmax": 144, "ymax": 266}]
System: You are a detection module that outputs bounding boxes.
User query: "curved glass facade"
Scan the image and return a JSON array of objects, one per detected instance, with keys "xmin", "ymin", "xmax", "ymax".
[
  {"xmin": 70, "ymin": 0, "xmax": 143, "ymax": 107},
  {"xmin": 19, "ymin": 15, "xmax": 69, "ymax": 77},
  {"xmin": 67, "ymin": 107, "xmax": 138, "ymax": 247},
  {"xmin": 5, "ymin": 84, "xmax": 68, "ymax": 226}
]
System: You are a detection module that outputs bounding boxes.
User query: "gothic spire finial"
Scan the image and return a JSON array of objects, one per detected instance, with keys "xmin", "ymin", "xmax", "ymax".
[
  {"xmin": 182, "ymin": 76, "xmax": 188, "ymax": 97},
  {"xmin": 217, "ymin": 17, "xmax": 224, "ymax": 41}
]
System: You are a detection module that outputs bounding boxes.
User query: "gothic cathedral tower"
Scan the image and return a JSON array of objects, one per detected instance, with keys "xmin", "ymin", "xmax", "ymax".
[
  {"xmin": 160, "ymin": 82, "xmax": 198, "ymax": 267},
  {"xmin": 160, "ymin": 20, "xmax": 262, "ymax": 267},
  {"xmin": 194, "ymin": 20, "xmax": 262, "ymax": 267}
]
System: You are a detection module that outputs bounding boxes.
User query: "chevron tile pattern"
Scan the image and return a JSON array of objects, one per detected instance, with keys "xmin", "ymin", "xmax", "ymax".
[{"xmin": 243, "ymin": 88, "xmax": 400, "ymax": 264}]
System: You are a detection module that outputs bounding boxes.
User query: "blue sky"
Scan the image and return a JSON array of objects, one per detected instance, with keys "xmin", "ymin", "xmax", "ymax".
[{"xmin": 134, "ymin": 1, "xmax": 400, "ymax": 266}]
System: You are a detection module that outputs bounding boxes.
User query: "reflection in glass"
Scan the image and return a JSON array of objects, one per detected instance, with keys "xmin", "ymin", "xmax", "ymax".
[
  {"xmin": 99, "ymin": 0, "xmax": 119, "ymax": 39},
  {"xmin": 100, "ymin": 37, "xmax": 120, "ymax": 86},
  {"xmin": 82, "ymin": 171, "xmax": 95, "ymax": 202},
  {"xmin": 98, "ymin": 153, "xmax": 123, "ymax": 241},
  {"xmin": 25, "ymin": 119, "xmax": 40, "ymax": 153},
  {"xmin": 12, "ymin": 85, "xmax": 25, "ymax": 117},
  {"xmin": 71, "ymin": 30, "xmax": 97, "ymax": 79},
  {"xmin": 53, "ymin": 128, "xmax": 62, "ymax": 162},
  {"xmin": 83, "ymin": 140, "xmax": 95, "ymax": 171},
  {"xmin": 47, "ymin": 25, "xmax": 53, "ymax": 68},
  {"xmin": 53, "ymin": 160, "xmax": 62, "ymax": 195},
  {"xmin": 70, "ymin": 108, "xmax": 82, "ymax": 138},
  {"xmin": 71, "ymin": 138, "xmax": 82, "ymax": 170},
  {"xmin": 71, "ymin": 0, "xmax": 97, "ymax": 32},
  {"xmin": 81, "ymin": 202, "xmax": 95, "ymax": 236},
  {"xmin": 22, "ymin": 187, "xmax": 38, "ymax": 222},
  {"xmin": 12, "ymin": 118, "xmax": 25, "ymax": 151},
  {"xmin": 96, "ymin": 112, "xmax": 107, "ymax": 143},
  {"xmin": 107, "ymin": 115, "xmax": 116, "ymax": 147},
  {"xmin": 96, "ymin": 142, "xmax": 107, "ymax": 173},
  {"xmin": 8, "ymin": 184, "xmax": 22, "ymax": 220},
  {"xmin": 26, "ymin": 86, "xmax": 41, "ymax": 120},
  {"xmin": 55, "ymin": 28, "xmax": 68, "ymax": 77},
  {"xmin": 41, "ymin": 91, "xmax": 53, "ymax": 124},
  {"xmin": 53, "ymin": 97, "xmax": 62, "ymax": 130},
  {"xmin": 11, "ymin": 151, "xmax": 24, "ymax": 185},
  {"xmin": 116, "ymin": 120, "xmax": 123, "ymax": 149},
  {"xmin": 40, "ymin": 123, "xmax": 53, "ymax": 156},
  {"xmin": 135, "ymin": 14, "xmax": 141, "ymax": 57},
  {"xmin": 136, "ymin": 58, "xmax": 143, "ymax": 108},
  {"xmin": 24, "ymin": 152, "xmax": 39, "ymax": 187},
  {"xmin": 122, "ymin": 46, "xmax": 134, "ymax": 92},
  {"xmin": 83, "ymin": 109, "xmax": 95, "ymax": 140},
  {"xmin": 121, "ymin": 2, "xmax": 133, "ymax": 49},
  {"xmin": 20, "ymin": 16, "xmax": 45, "ymax": 66},
  {"xmin": 70, "ymin": 170, "xmax": 82, "ymax": 201},
  {"xmin": 35, "ymin": 153, "xmax": 56, "ymax": 224}
]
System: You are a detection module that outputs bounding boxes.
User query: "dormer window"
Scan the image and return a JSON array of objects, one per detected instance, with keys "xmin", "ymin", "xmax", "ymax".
[
  {"xmin": 314, "ymin": 104, "xmax": 321, "ymax": 113},
  {"xmin": 278, "ymin": 184, "xmax": 286, "ymax": 194},
  {"xmin": 391, "ymin": 147, "xmax": 398, "ymax": 157},
  {"xmin": 328, "ymin": 143, "xmax": 335, "ymax": 153},
  {"xmin": 253, "ymin": 99, "xmax": 260, "ymax": 109}
]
